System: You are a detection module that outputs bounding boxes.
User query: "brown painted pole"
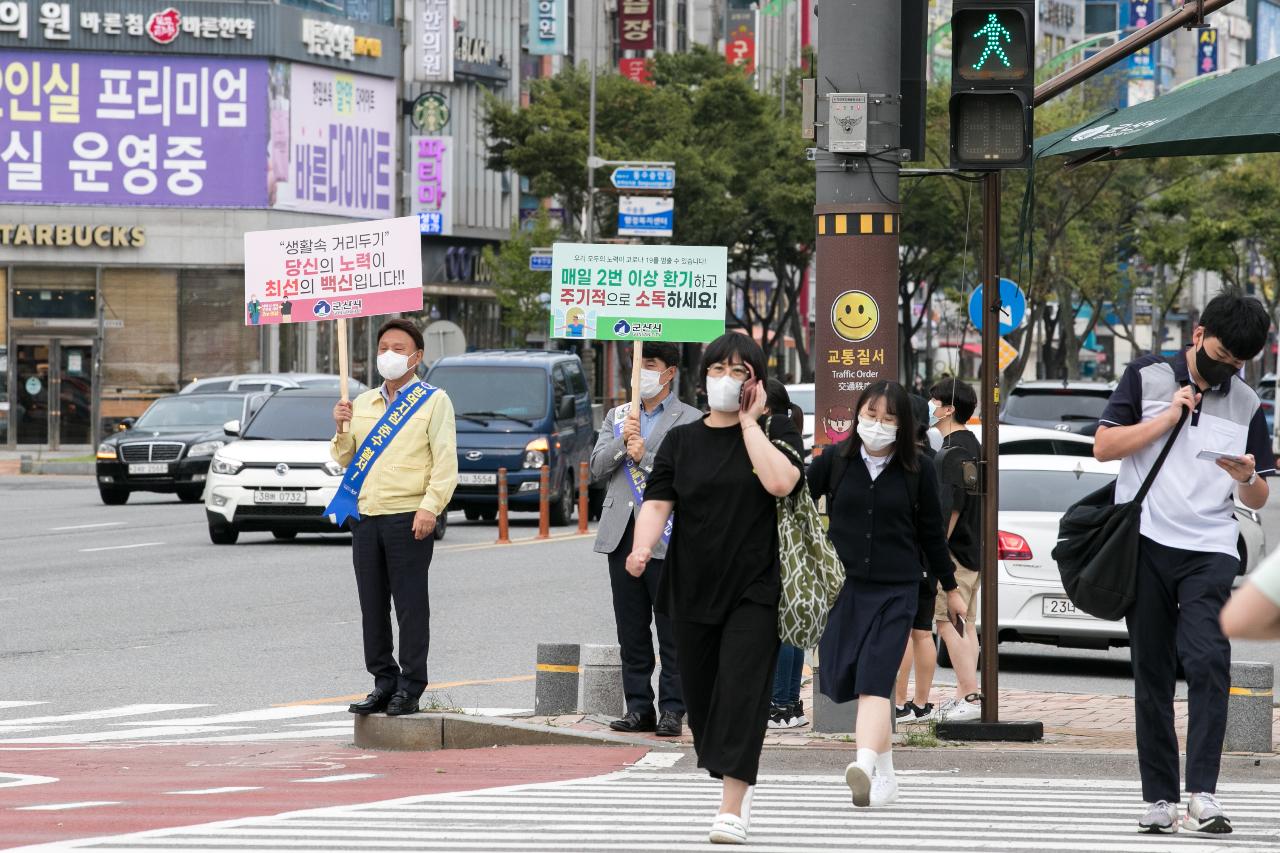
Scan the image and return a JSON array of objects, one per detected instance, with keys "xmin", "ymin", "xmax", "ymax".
[
  {"xmin": 537, "ymin": 464, "xmax": 551, "ymax": 540},
  {"xmin": 495, "ymin": 468, "xmax": 511, "ymax": 545},
  {"xmin": 979, "ymin": 172, "xmax": 1001, "ymax": 723},
  {"xmin": 577, "ymin": 460, "xmax": 589, "ymax": 535}
]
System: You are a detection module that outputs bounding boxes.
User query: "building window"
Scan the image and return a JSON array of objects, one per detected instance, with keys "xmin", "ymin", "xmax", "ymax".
[
  {"xmin": 179, "ymin": 270, "xmax": 262, "ymax": 383},
  {"xmin": 1084, "ymin": 2, "xmax": 1118, "ymax": 35}
]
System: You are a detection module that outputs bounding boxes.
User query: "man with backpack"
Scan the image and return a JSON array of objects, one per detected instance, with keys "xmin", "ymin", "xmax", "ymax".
[{"xmin": 1095, "ymin": 291, "xmax": 1273, "ymax": 835}]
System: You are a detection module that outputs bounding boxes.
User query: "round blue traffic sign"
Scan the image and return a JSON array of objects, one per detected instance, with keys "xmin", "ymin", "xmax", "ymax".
[{"xmin": 968, "ymin": 278, "xmax": 1026, "ymax": 336}]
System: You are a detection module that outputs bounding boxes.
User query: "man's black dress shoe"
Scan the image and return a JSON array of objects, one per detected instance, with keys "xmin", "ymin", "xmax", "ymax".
[
  {"xmin": 609, "ymin": 710, "xmax": 658, "ymax": 733},
  {"xmin": 655, "ymin": 711, "xmax": 684, "ymax": 738},
  {"xmin": 385, "ymin": 689, "xmax": 420, "ymax": 716},
  {"xmin": 348, "ymin": 689, "xmax": 391, "ymax": 715}
]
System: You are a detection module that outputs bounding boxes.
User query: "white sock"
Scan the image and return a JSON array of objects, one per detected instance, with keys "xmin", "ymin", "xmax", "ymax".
[
  {"xmin": 855, "ymin": 748, "xmax": 877, "ymax": 775},
  {"xmin": 875, "ymin": 750, "xmax": 895, "ymax": 777}
]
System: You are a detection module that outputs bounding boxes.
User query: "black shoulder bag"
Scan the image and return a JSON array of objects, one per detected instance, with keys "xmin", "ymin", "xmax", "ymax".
[{"xmin": 1051, "ymin": 406, "xmax": 1190, "ymax": 621}]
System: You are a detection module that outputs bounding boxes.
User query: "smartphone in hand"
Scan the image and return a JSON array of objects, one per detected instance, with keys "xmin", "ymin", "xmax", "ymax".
[
  {"xmin": 951, "ymin": 611, "xmax": 966, "ymax": 638},
  {"xmin": 738, "ymin": 364, "xmax": 760, "ymax": 413}
]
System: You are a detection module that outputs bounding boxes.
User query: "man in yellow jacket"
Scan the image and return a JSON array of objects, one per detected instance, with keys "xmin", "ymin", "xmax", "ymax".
[{"xmin": 331, "ymin": 318, "xmax": 458, "ymax": 717}]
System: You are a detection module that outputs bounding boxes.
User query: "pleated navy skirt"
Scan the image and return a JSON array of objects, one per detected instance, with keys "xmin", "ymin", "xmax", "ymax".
[{"xmin": 818, "ymin": 578, "xmax": 918, "ymax": 702}]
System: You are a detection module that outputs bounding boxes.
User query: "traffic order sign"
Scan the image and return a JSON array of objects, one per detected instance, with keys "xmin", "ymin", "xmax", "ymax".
[
  {"xmin": 968, "ymin": 277, "xmax": 1027, "ymax": 336},
  {"xmin": 610, "ymin": 166, "xmax": 675, "ymax": 191}
]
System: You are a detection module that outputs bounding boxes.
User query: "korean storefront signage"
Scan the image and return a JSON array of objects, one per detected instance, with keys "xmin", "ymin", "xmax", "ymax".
[
  {"xmin": 549, "ymin": 243, "xmax": 727, "ymax": 342},
  {"xmin": 271, "ymin": 63, "xmax": 396, "ymax": 219},
  {"xmin": 243, "ymin": 216, "xmax": 423, "ymax": 325},
  {"xmin": 1198, "ymin": 28, "xmax": 1219, "ymax": 75},
  {"xmin": 617, "ymin": 196, "xmax": 674, "ymax": 238},
  {"xmin": 0, "ymin": 222, "xmax": 146, "ymax": 247},
  {"xmin": 619, "ymin": 58, "xmax": 652, "ymax": 85},
  {"xmin": 0, "ymin": 51, "xmax": 267, "ymax": 207},
  {"xmin": 411, "ymin": 91, "xmax": 450, "ymax": 132},
  {"xmin": 410, "ymin": 136, "xmax": 452, "ymax": 236},
  {"xmin": 415, "ymin": 0, "xmax": 454, "ymax": 82},
  {"xmin": 618, "ymin": 0, "xmax": 654, "ymax": 52},
  {"xmin": 0, "ymin": 1, "xmax": 398, "ymax": 78},
  {"xmin": 528, "ymin": 0, "xmax": 565, "ymax": 56},
  {"xmin": 724, "ymin": 8, "xmax": 756, "ymax": 75}
]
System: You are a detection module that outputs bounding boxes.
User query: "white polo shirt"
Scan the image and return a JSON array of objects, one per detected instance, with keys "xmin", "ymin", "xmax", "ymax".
[{"xmin": 1099, "ymin": 351, "xmax": 1275, "ymax": 558}]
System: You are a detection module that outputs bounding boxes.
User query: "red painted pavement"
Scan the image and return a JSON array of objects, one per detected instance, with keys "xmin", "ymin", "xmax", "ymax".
[{"xmin": 0, "ymin": 741, "xmax": 648, "ymax": 848}]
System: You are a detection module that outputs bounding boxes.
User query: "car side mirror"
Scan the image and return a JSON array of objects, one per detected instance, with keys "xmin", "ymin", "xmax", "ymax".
[
  {"xmin": 223, "ymin": 419, "xmax": 241, "ymax": 436},
  {"xmin": 117, "ymin": 417, "xmax": 135, "ymax": 431},
  {"xmin": 557, "ymin": 396, "xmax": 576, "ymax": 421}
]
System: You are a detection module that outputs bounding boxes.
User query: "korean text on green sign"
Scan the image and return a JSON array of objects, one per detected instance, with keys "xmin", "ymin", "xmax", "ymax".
[{"xmin": 550, "ymin": 243, "xmax": 728, "ymax": 342}]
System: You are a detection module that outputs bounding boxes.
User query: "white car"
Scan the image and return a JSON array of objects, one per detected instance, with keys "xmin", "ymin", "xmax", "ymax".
[
  {"xmin": 203, "ymin": 389, "xmax": 449, "ymax": 545},
  {"xmin": 785, "ymin": 383, "xmax": 815, "ymax": 454}
]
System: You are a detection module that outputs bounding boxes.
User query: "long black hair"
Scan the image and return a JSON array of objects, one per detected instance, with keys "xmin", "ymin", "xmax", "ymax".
[
  {"xmin": 843, "ymin": 380, "xmax": 920, "ymax": 473},
  {"xmin": 700, "ymin": 332, "xmax": 768, "ymax": 387}
]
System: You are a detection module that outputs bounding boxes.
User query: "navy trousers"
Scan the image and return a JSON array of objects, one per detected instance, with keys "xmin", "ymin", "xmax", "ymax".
[{"xmin": 1126, "ymin": 536, "xmax": 1237, "ymax": 803}]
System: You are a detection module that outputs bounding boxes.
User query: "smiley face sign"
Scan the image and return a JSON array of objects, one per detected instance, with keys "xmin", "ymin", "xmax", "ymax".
[{"xmin": 831, "ymin": 289, "xmax": 880, "ymax": 343}]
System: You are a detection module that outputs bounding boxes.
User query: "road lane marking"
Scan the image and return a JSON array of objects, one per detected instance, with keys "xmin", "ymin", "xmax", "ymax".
[
  {"xmin": 0, "ymin": 704, "xmax": 208, "ymax": 727},
  {"xmin": 0, "ymin": 701, "xmax": 47, "ymax": 710},
  {"xmin": 0, "ymin": 725, "xmax": 248, "ymax": 744},
  {"xmin": 276, "ymin": 675, "xmax": 535, "ymax": 707},
  {"xmin": 79, "ymin": 542, "xmax": 163, "ymax": 553},
  {"xmin": 292, "ymin": 773, "xmax": 378, "ymax": 783},
  {"xmin": 15, "ymin": 801, "xmax": 120, "ymax": 811},
  {"xmin": 436, "ymin": 532, "xmax": 594, "ymax": 554},
  {"xmin": 121, "ymin": 706, "xmax": 347, "ymax": 726},
  {"xmin": 165, "ymin": 728, "xmax": 353, "ymax": 743},
  {"xmin": 50, "ymin": 522, "xmax": 127, "ymax": 531},
  {"xmin": 0, "ymin": 772, "xmax": 57, "ymax": 789},
  {"xmin": 165, "ymin": 787, "xmax": 263, "ymax": 796}
]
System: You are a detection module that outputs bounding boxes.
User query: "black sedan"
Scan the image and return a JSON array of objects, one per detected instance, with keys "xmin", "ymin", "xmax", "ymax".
[{"xmin": 95, "ymin": 393, "xmax": 246, "ymax": 505}]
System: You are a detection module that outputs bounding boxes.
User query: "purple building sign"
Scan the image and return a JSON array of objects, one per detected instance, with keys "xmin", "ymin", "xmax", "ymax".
[{"xmin": 0, "ymin": 51, "xmax": 268, "ymax": 207}]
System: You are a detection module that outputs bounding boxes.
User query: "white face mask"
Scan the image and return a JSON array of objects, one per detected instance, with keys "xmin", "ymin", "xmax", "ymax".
[
  {"xmin": 857, "ymin": 416, "xmax": 897, "ymax": 452},
  {"xmin": 639, "ymin": 368, "xmax": 669, "ymax": 400},
  {"xmin": 927, "ymin": 399, "xmax": 942, "ymax": 426},
  {"xmin": 376, "ymin": 350, "xmax": 415, "ymax": 381},
  {"xmin": 706, "ymin": 375, "xmax": 744, "ymax": 413}
]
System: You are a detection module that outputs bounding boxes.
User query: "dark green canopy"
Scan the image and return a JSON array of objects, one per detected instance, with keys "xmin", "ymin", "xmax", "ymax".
[{"xmin": 1035, "ymin": 57, "xmax": 1280, "ymax": 163}]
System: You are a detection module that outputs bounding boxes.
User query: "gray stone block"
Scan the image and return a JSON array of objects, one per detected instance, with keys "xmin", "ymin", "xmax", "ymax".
[
  {"xmin": 534, "ymin": 643, "xmax": 580, "ymax": 716},
  {"xmin": 1225, "ymin": 660, "xmax": 1274, "ymax": 754},
  {"xmin": 351, "ymin": 712, "xmax": 662, "ymax": 752},
  {"xmin": 580, "ymin": 643, "xmax": 624, "ymax": 717},
  {"xmin": 354, "ymin": 713, "xmax": 443, "ymax": 751},
  {"xmin": 810, "ymin": 665, "xmax": 858, "ymax": 734}
]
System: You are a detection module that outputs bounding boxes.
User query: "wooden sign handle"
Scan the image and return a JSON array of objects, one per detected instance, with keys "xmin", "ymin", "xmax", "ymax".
[
  {"xmin": 337, "ymin": 318, "xmax": 350, "ymax": 434},
  {"xmin": 630, "ymin": 339, "xmax": 642, "ymax": 413}
]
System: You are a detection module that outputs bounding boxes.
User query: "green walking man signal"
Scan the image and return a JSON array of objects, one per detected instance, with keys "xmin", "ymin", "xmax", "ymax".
[{"xmin": 972, "ymin": 13, "xmax": 1013, "ymax": 71}]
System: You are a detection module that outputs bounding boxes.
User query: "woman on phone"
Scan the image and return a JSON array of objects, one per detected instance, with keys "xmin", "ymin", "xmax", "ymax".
[
  {"xmin": 808, "ymin": 380, "xmax": 965, "ymax": 808},
  {"xmin": 627, "ymin": 333, "xmax": 805, "ymax": 845}
]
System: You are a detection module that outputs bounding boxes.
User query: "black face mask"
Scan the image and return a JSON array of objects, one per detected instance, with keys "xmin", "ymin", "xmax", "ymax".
[{"xmin": 1195, "ymin": 345, "xmax": 1238, "ymax": 388}]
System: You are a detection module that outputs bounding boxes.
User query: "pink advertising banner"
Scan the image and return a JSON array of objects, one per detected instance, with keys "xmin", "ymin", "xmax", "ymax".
[{"xmin": 243, "ymin": 215, "xmax": 423, "ymax": 326}]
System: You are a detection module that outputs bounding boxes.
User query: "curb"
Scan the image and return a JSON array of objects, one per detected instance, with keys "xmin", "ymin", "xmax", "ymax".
[
  {"xmin": 353, "ymin": 712, "xmax": 680, "ymax": 752},
  {"xmin": 20, "ymin": 461, "xmax": 95, "ymax": 475}
]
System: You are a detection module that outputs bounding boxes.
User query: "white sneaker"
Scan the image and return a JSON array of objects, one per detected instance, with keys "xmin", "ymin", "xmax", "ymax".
[
  {"xmin": 940, "ymin": 695, "xmax": 981, "ymax": 722},
  {"xmin": 1138, "ymin": 800, "xmax": 1179, "ymax": 834},
  {"xmin": 869, "ymin": 773, "xmax": 899, "ymax": 807},
  {"xmin": 708, "ymin": 786, "xmax": 753, "ymax": 844},
  {"xmin": 1182, "ymin": 793, "xmax": 1232, "ymax": 834},
  {"xmin": 844, "ymin": 762, "xmax": 872, "ymax": 808}
]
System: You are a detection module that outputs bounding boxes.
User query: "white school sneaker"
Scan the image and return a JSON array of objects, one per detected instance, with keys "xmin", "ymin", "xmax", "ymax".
[
  {"xmin": 869, "ymin": 773, "xmax": 899, "ymax": 807},
  {"xmin": 708, "ymin": 786, "xmax": 753, "ymax": 844},
  {"xmin": 1182, "ymin": 793, "xmax": 1232, "ymax": 834},
  {"xmin": 844, "ymin": 762, "xmax": 872, "ymax": 808},
  {"xmin": 1137, "ymin": 800, "xmax": 1179, "ymax": 834}
]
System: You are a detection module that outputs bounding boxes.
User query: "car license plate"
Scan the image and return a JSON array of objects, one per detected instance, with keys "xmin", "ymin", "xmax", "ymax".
[
  {"xmin": 458, "ymin": 473, "xmax": 497, "ymax": 486},
  {"xmin": 1042, "ymin": 596, "xmax": 1086, "ymax": 618},
  {"xmin": 255, "ymin": 490, "xmax": 307, "ymax": 505},
  {"xmin": 128, "ymin": 463, "xmax": 168, "ymax": 475}
]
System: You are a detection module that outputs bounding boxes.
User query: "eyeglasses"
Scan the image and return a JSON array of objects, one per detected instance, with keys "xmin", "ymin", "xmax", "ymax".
[
  {"xmin": 860, "ymin": 415, "xmax": 898, "ymax": 426},
  {"xmin": 707, "ymin": 363, "xmax": 751, "ymax": 381}
]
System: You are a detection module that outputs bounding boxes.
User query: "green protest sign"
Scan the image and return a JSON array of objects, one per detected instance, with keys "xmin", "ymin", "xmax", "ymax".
[{"xmin": 549, "ymin": 243, "xmax": 728, "ymax": 342}]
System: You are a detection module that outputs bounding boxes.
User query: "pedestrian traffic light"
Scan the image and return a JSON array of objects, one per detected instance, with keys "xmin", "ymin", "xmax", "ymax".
[{"xmin": 949, "ymin": 1, "xmax": 1035, "ymax": 170}]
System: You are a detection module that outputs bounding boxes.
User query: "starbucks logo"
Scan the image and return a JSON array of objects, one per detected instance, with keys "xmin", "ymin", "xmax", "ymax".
[{"xmin": 412, "ymin": 92, "xmax": 451, "ymax": 134}]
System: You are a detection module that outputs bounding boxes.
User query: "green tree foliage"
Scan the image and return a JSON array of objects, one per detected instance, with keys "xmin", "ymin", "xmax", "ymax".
[{"xmin": 482, "ymin": 210, "xmax": 562, "ymax": 343}]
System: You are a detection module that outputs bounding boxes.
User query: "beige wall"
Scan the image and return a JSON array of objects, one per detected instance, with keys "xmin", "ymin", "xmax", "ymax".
[{"xmin": 102, "ymin": 269, "xmax": 179, "ymax": 391}]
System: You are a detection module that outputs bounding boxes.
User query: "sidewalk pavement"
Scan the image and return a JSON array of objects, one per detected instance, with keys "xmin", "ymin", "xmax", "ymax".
[{"xmin": 518, "ymin": 680, "xmax": 1280, "ymax": 755}]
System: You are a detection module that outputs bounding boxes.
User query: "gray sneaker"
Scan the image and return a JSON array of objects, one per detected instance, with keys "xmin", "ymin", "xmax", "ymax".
[
  {"xmin": 1138, "ymin": 800, "xmax": 1179, "ymax": 834},
  {"xmin": 1182, "ymin": 793, "xmax": 1232, "ymax": 834}
]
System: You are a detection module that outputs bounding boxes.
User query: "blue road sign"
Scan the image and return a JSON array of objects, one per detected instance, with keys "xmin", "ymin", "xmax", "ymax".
[
  {"xmin": 968, "ymin": 277, "xmax": 1027, "ymax": 336},
  {"xmin": 529, "ymin": 252, "xmax": 553, "ymax": 272},
  {"xmin": 610, "ymin": 166, "xmax": 675, "ymax": 190}
]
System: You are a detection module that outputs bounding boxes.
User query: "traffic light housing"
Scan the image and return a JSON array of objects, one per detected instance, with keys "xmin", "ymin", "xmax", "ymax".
[{"xmin": 949, "ymin": 1, "xmax": 1035, "ymax": 170}]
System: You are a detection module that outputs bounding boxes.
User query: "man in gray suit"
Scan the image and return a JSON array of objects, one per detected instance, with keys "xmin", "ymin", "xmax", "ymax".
[{"xmin": 591, "ymin": 341, "xmax": 703, "ymax": 737}]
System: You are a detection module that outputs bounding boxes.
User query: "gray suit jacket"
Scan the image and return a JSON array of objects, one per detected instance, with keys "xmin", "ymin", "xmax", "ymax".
[{"xmin": 590, "ymin": 396, "xmax": 703, "ymax": 559}]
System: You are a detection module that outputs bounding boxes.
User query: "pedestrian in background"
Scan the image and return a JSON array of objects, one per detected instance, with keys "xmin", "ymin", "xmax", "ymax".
[
  {"xmin": 895, "ymin": 394, "xmax": 941, "ymax": 723},
  {"xmin": 331, "ymin": 319, "xmax": 458, "ymax": 718},
  {"xmin": 1095, "ymin": 290, "xmax": 1273, "ymax": 834},
  {"xmin": 1222, "ymin": 548, "xmax": 1280, "ymax": 640},
  {"xmin": 591, "ymin": 342, "xmax": 702, "ymax": 738},
  {"xmin": 927, "ymin": 377, "xmax": 983, "ymax": 722},
  {"xmin": 808, "ymin": 380, "xmax": 964, "ymax": 808},
  {"xmin": 626, "ymin": 333, "xmax": 805, "ymax": 845},
  {"xmin": 764, "ymin": 379, "xmax": 808, "ymax": 730}
]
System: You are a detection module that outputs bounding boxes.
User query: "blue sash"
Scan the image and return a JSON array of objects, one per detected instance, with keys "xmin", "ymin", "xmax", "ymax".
[
  {"xmin": 325, "ymin": 382, "xmax": 438, "ymax": 527},
  {"xmin": 615, "ymin": 404, "xmax": 673, "ymax": 546}
]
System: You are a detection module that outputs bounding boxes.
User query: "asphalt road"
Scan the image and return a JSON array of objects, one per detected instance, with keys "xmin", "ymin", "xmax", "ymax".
[{"xmin": 2, "ymin": 475, "xmax": 1277, "ymax": 714}]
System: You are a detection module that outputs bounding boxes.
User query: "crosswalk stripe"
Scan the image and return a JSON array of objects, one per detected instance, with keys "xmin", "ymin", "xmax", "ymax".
[
  {"xmin": 0, "ymin": 704, "xmax": 209, "ymax": 727},
  {"xmin": 0, "ymin": 725, "xmax": 249, "ymax": 744},
  {"xmin": 118, "ymin": 706, "xmax": 346, "ymax": 726},
  {"xmin": 41, "ymin": 772, "xmax": 1280, "ymax": 852},
  {"xmin": 14, "ymin": 801, "xmax": 120, "ymax": 811},
  {"xmin": 0, "ymin": 701, "xmax": 47, "ymax": 711},
  {"xmin": 156, "ymin": 728, "xmax": 354, "ymax": 743}
]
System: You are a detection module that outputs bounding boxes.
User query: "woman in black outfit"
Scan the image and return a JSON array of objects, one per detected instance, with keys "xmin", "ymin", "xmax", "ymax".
[
  {"xmin": 627, "ymin": 333, "xmax": 805, "ymax": 845},
  {"xmin": 808, "ymin": 380, "xmax": 965, "ymax": 810}
]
